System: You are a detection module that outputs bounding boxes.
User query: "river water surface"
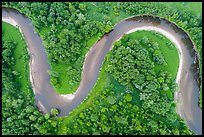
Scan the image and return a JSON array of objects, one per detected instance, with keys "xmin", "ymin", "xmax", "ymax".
[{"xmin": 2, "ymin": 8, "xmax": 202, "ymax": 135}]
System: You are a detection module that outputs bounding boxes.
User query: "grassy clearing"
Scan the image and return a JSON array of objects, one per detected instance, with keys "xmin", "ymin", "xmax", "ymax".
[
  {"xmin": 82, "ymin": 35, "xmax": 99, "ymax": 55},
  {"xmin": 2, "ymin": 22, "xmax": 31, "ymax": 94},
  {"xmin": 51, "ymin": 63, "xmax": 78, "ymax": 94},
  {"xmin": 39, "ymin": 26, "xmax": 78, "ymax": 94},
  {"xmin": 161, "ymin": 2, "xmax": 202, "ymax": 17},
  {"xmin": 86, "ymin": 2, "xmax": 128, "ymax": 26},
  {"xmin": 106, "ymin": 3, "xmax": 128, "ymax": 24},
  {"xmin": 39, "ymin": 26, "xmax": 50, "ymax": 36}
]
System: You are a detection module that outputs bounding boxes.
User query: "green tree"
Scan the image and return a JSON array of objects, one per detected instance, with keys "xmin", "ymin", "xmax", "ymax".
[{"xmin": 50, "ymin": 108, "xmax": 59, "ymax": 117}]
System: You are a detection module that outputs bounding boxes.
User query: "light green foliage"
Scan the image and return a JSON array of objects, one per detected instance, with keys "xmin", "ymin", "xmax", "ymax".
[
  {"xmin": 51, "ymin": 108, "xmax": 59, "ymax": 117},
  {"xmin": 123, "ymin": 94, "xmax": 132, "ymax": 102},
  {"xmin": 107, "ymin": 96, "xmax": 116, "ymax": 104},
  {"xmin": 44, "ymin": 114, "xmax": 50, "ymax": 120}
]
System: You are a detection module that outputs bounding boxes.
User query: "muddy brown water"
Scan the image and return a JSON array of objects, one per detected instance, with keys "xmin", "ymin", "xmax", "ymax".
[{"xmin": 2, "ymin": 8, "xmax": 202, "ymax": 134}]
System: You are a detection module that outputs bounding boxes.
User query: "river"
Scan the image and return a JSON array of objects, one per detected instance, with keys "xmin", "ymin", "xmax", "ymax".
[{"xmin": 2, "ymin": 7, "xmax": 202, "ymax": 135}]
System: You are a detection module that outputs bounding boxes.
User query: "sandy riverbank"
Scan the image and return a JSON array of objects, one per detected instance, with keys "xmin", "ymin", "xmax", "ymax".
[{"xmin": 2, "ymin": 17, "xmax": 18, "ymax": 27}]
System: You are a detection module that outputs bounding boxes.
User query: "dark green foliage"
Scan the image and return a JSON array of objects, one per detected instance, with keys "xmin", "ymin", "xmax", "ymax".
[{"xmin": 2, "ymin": 38, "xmax": 61, "ymax": 135}]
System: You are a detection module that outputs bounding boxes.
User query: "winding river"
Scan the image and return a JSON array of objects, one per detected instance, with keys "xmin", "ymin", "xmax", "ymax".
[{"xmin": 2, "ymin": 7, "xmax": 202, "ymax": 135}]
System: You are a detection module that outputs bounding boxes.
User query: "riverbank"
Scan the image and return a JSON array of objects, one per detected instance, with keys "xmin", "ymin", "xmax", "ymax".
[
  {"xmin": 2, "ymin": 16, "xmax": 76, "ymax": 100},
  {"xmin": 2, "ymin": 17, "xmax": 17, "ymax": 27},
  {"xmin": 2, "ymin": 17, "xmax": 36, "ymax": 94},
  {"xmin": 2, "ymin": 21, "xmax": 32, "ymax": 101}
]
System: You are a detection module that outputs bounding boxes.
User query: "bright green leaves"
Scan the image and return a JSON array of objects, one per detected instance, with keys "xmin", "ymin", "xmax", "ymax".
[
  {"xmin": 29, "ymin": 115, "xmax": 38, "ymax": 121},
  {"xmin": 158, "ymin": 77, "xmax": 165, "ymax": 84},
  {"xmin": 25, "ymin": 106, "xmax": 35, "ymax": 114},
  {"xmin": 44, "ymin": 114, "xmax": 50, "ymax": 120},
  {"xmin": 79, "ymin": 112, "xmax": 85, "ymax": 119},
  {"xmin": 49, "ymin": 70, "xmax": 61, "ymax": 88},
  {"xmin": 123, "ymin": 94, "xmax": 132, "ymax": 102},
  {"xmin": 107, "ymin": 96, "xmax": 116, "ymax": 104},
  {"xmin": 115, "ymin": 116, "xmax": 128, "ymax": 125},
  {"xmin": 90, "ymin": 114, "xmax": 99, "ymax": 122},
  {"xmin": 50, "ymin": 108, "xmax": 59, "ymax": 117}
]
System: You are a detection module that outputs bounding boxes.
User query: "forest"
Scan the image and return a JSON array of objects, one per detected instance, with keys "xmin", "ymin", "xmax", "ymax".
[
  {"xmin": 57, "ymin": 32, "xmax": 192, "ymax": 135},
  {"xmin": 2, "ymin": 2, "xmax": 202, "ymax": 135}
]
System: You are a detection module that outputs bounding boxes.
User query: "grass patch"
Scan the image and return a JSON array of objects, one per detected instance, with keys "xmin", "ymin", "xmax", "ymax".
[
  {"xmin": 160, "ymin": 2, "xmax": 202, "ymax": 17},
  {"xmin": 82, "ymin": 35, "xmax": 99, "ymax": 55},
  {"xmin": 86, "ymin": 2, "xmax": 129, "ymax": 26},
  {"xmin": 51, "ymin": 63, "xmax": 79, "ymax": 94},
  {"xmin": 39, "ymin": 26, "xmax": 50, "ymax": 36},
  {"xmin": 2, "ymin": 22, "xmax": 31, "ymax": 94}
]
